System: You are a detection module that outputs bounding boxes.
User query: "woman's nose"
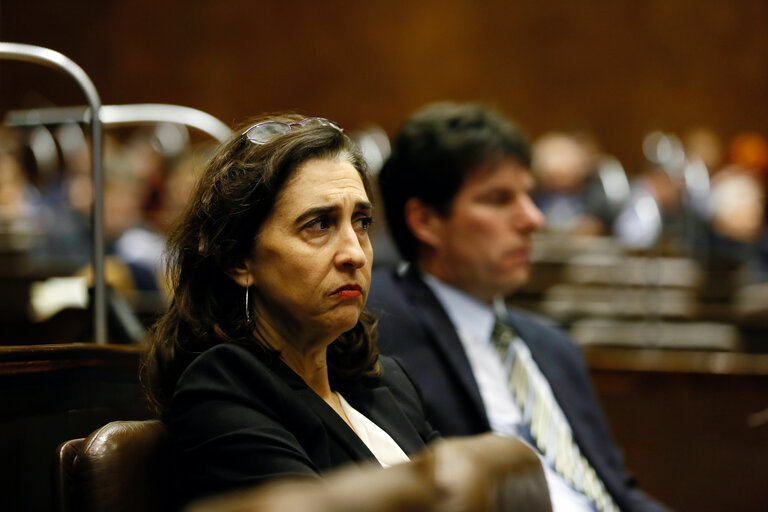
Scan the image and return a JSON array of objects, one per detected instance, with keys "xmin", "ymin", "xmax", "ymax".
[{"xmin": 335, "ymin": 225, "xmax": 368, "ymax": 269}]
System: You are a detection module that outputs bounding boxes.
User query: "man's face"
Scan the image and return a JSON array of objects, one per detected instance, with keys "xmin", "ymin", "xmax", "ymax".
[{"xmin": 422, "ymin": 159, "xmax": 544, "ymax": 303}]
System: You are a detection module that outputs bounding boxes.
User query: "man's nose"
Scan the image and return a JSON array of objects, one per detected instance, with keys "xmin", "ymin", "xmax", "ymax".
[{"xmin": 516, "ymin": 194, "xmax": 545, "ymax": 231}]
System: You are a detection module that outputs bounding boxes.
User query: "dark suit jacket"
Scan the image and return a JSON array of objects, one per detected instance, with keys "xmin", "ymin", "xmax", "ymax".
[
  {"xmin": 170, "ymin": 342, "xmax": 439, "ymax": 506},
  {"xmin": 368, "ymin": 265, "xmax": 669, "ymax": 512}
]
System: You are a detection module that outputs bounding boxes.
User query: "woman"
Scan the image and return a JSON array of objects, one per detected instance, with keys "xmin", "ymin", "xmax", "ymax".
[{"xmin": 142, "ymin": 114, "xmax": 438, "ymax": 507}]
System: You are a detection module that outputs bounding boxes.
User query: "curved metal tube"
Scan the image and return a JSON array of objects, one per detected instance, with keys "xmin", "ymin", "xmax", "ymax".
[
  {"xmin": 102, "ymin": 104, "xmax": 232, "ymax": 141},
  {"xmin": 0, "ymin": 42, "xmax": 107, "ymax": 344},
  {"xmin": 5, "ymin": 104, "xmax": 233, "ymax": 142}
]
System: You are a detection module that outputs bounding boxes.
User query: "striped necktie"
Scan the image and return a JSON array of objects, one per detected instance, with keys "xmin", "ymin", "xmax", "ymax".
[{"xmin": 492, "ymin": 319, "xmax": 620, "ymax": 512}]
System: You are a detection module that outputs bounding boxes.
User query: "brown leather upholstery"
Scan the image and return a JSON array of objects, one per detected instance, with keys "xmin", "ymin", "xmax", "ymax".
[
  {"xmin": 54, "ymin": 419, "xmax": 170, "ymax": 512},
  {"xmin": 54, "ymin": 420, "xmax": 550, "ymax": 512},
  {"xmin": 430, "ymin": 433, "xmax": 553, "ymax": 512},
  {"xmin": 187, "ymin": 433, "xmax": 552, "ymax": 512},
  {"xmin": 187, "ymin": 455, "xmax": 441, "ymax": 512}
]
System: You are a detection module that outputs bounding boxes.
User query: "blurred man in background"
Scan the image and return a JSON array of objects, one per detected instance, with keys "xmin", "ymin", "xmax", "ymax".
[{"xmin": 369, "ymin": 102, "xmax": 668, "ymax": 512}]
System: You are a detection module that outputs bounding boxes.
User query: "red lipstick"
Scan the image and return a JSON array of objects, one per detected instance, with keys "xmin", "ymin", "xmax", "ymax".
[{"xmin": 333, "ymin": 284, "xmax": 363, "ymax": 298}]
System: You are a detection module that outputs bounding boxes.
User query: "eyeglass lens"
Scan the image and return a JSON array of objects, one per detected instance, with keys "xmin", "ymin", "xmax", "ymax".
[
  {"xmin": 244, "ymin": 122, "xmax": 290, "ymax": 144},
  {"xmin": 244, "ymin": 117, "xmax": 341, "ymax": 145}
]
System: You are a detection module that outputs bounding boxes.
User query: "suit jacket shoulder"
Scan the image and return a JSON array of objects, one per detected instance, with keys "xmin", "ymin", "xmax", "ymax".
[
  {"xmin": 369, "ymin": 266, "xmax": 490, "ymax": 435},
  {"xmin": 369, "ymin": 266, "xmax": 669, "ymax": 512}
]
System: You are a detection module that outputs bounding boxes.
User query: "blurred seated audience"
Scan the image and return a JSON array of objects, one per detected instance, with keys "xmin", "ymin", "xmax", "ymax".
[
  {"xmin": 682, "ymin": 126, "xmax": 725, "ymax": 176},
  {"xmin": 101, "ymin": 145, "xmax": 162, "ymax": 291},
  {"xmin": 126, "ymin": 144, "xmax": 213, "ymax": 293},
  {"xmin": 150, "ymin": 145, "xmax": 211, "ymax": 235},
  {"xmin": 31, "ymin": 134, "xmax": 118, "ymax": 269},
  {"xmin": 142, "ymin": 114, "xmax": 439, "ymax": 508},
  {"xmin": 613, "ymin": 166, "xmax": 684, "ymax": 251},
  {"xmin": 0, "ymin": 127, "xmax": 41, "ymax": 252},
  {"xmin": 708, "ymin": 167, "xmax": 764, "ymax": 246},
  {"xmin": 531, "ymin": 131, "xmax": 605, "ymax": 236},
  {"xmin": 703, "ymin": 132, "xmax": 768, "ymax": 278},
  {"xmin": 28, "ymin": 127, "xmax": 199, "ymax": 292}
]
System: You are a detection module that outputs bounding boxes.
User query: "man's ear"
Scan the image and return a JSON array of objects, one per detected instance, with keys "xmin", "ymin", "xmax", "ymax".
[
  {"xmin": 228, "ymin": 261, "xmax": 253, "ymax": 288},
  {"xmin": 404, "ymin": 198, "xmax": 445, "ymax": 250}
]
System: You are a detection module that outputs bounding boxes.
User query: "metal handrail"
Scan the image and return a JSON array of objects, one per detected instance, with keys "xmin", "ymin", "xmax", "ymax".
[
  {"xmin": 0, "ymin": 42, "xmax": 107, "ymax": 344},
  {"xmin": 5, "ymin": 103, "xmax": 232, "ymax": 142}
]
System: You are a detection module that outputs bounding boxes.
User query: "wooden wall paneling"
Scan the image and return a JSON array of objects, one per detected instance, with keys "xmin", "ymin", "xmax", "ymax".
[
  {"xmin": 1, "ymin": 1, "xmax": 766, "ymax": 174},
  {"xmin": 587, "ymin": 347, "xmax": 768, "ymax": 511}
]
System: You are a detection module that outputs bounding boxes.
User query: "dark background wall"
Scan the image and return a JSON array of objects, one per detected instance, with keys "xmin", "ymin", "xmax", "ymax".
[{"xmin": 1, "ymin": 0, "xmax": 767, "ymax": 173}]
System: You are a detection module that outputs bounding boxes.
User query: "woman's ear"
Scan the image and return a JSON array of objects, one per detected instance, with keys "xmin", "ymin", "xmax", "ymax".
[
  {"xmin": 228, "ymin": 261, "xmax": 253, "ymax": 289},
  {"xmin": 404, "ymin": 198, "xmax": 445, "ymax": 250}
]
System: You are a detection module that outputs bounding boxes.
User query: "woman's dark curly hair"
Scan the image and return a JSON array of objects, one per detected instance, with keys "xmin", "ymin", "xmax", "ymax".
[{"xmin": 141, "ymin": 113, "xmax": 379, "ymax": 416}]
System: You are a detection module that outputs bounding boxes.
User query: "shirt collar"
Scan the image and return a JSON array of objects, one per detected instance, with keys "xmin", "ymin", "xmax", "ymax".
[{"xmin": 421, "ymin": 272, "xmax": 496, "ymax": 346}]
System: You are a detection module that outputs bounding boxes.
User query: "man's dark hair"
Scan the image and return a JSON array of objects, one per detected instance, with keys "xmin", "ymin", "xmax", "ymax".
[{"xmin": 378, "ymin": 102, "xmax": 531, "ymax": 262}]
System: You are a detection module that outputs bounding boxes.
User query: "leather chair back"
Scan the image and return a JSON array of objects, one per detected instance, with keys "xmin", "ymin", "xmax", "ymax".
[
  {"xmin": 187, "ymin": 433, "xmax": 552, "ymax": 512},
  {"xmin": 430, "ymin": 433, "xmax": 553, "ymax": 512},
  {"xmin": 55, "ymin": 421, "xmax": 550, "ymax": 512},
  {"xmin": 54, "ymin": 419, "xmax": 170, "ymax": 512}
]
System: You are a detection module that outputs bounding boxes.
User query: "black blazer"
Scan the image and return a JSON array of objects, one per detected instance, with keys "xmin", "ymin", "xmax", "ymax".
[
  {"xmin": 368, "ymin": 265, "xmax": 669, "ymax": 512},
  {"xmin": 170, "ymin": 342, "xmax": 438, "ymax": 506}
]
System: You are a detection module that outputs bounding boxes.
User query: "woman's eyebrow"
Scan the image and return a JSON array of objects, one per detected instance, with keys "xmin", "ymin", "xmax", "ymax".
[
  {"xmin": 295, "ymin": 205, "xmax": 337, "ymax": 225},
  {"xmin": 355, "ymin": 201, "xmax": 373, "ymax": 212},
  {"xmin": 295, "ymin": 201, "xmax": 373, "ymax": 225}
]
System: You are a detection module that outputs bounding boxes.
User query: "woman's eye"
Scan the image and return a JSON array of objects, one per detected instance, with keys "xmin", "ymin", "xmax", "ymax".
[
  {"xmin": 305, "ymin": 216, "xmax": 331, "ymax": 232},
  {"xmin": 355, "ymin": 216, "xmax": 373, "ymax": 232}
]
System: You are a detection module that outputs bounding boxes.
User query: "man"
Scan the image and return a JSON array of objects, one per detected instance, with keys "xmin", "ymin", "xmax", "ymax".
[{"xmin": 368, "ymin": 102, "xmax": 667, "ymax": 512}]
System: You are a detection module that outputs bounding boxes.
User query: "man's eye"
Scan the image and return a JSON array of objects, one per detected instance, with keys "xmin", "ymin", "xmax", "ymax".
[{"xmin": 480, "ymin": 192, "xmax": 512, "ymax": 205}]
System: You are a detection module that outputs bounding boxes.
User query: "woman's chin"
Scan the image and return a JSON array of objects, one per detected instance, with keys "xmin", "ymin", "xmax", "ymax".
[{"xmin": 327, "ymin": 310, "xmax": 362, "ymax": 336}]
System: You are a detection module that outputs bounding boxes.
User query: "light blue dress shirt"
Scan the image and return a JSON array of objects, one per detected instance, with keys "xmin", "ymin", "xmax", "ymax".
[{"xmin": 422, "ymin": 273, "xmax": 597, "ymax": 512}]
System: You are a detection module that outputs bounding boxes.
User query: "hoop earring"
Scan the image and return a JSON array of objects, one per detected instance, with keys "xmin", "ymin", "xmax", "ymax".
[{"xmin": 245, "ymin": 285, "xmax": 251, "ymax": 322}]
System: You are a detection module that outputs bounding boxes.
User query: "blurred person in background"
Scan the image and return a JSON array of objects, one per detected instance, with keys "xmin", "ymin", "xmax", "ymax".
[
  {"xmin": 0, "ymin": 127, "xmax": 40, "ymax": 252},
  {"xmin": 151, "ymin": 145, "xmax": 211, "ymax": 235},
  {"xmin": 612, "ymin": 166, "xmax": 685, "ymax": 252},
  {"xmin": 32, "ymin": 134, "xmax": 122, "ymax": 269},
  {"xmin": 32, "ymin": 127, "xmax": 189, "ymax": 292},
  {"xmin": 370, "ymin": 102, "xmax": 668, "ymax": 512},
  {"xmin": 682, "ymin": 126, "xmax": 725, "ymax": 176},
  {"xmin": 102, "ymin": 144, "xmax": 161, "ymax": 291},
  {"xmin": 704, "ymin": 132, "xmax": 768, "ymax": 277},
  {"xmin": 140, "ymin": 145, "xmax": 213, "ymax": 293},
  {"xmin": 531, "ymin": 131, "xmax": 605, "ymax": 236}
]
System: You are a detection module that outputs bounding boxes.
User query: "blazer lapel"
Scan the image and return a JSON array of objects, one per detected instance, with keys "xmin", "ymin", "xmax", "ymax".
[
  {"xmin": 271, "ymin": 359, "xmax": 375, "ymax": 462},
  {"xmin": 273, "ymin": 358, "xmax": 426, "ymax": 460},
  {"xmin": 341, "ymin": 385, "xmax": 426, "ymax": 456},
  {"xmin": 399, "ymin": 267, "xmax": 489, "ymax": 425}
]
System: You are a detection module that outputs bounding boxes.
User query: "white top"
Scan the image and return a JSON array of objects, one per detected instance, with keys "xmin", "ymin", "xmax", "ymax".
[
  {"xmin": 423, "ymin": 273, "xmax": 597, "ymax": 512},
  {"xmin": 336, "ymin": 392, "xmax": 411, "ymax": 468}
]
